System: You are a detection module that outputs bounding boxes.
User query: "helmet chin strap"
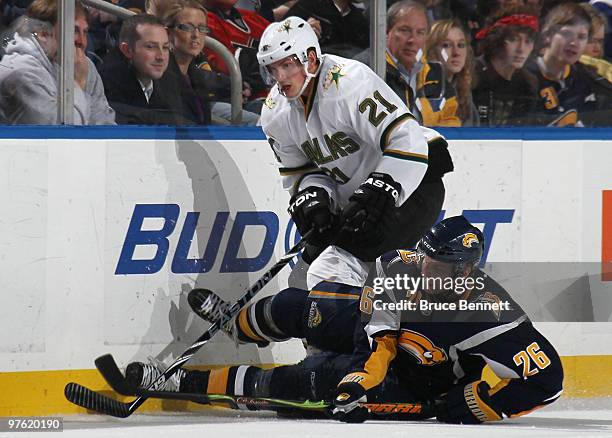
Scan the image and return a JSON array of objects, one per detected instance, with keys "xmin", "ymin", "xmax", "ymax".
[{"xmin": 279, "ymin": 60, "xmax": 321, "ymax": 100}]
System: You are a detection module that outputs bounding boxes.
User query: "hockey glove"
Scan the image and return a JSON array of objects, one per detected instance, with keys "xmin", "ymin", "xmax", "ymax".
[
  {"xmin": 331, "ymin": 381, "xmax": 369, "ymax": 423},
  {"xmin": 341, "ymin": 172, "xmax": 401, "ymax": 248},
  {"xmin": 436, "ymin": 380, "xmax": 503, "ymax": 424},
  {"xmin": 288, "ymin": 186, "xmax": 337, "ymax": 247}
]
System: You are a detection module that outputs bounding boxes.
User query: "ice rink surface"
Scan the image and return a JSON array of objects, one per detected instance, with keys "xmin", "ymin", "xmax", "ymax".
[{"xmin": 3, "ymin": 404, "xmax": 611, "ymax": 438}]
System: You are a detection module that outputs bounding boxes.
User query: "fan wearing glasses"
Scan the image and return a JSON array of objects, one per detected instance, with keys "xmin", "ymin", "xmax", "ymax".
[
  {"xmin": 162, "ymin": 0, "xmax": 259, "ymax": 125},
  {"xmin": 162, "ymin": 0, "xmax": 213, "ymax": 124}
]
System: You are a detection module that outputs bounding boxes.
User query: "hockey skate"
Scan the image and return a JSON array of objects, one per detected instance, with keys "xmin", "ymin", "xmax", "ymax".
[
  {"xmin": 124, "ymin": 357, "xmax": 185, "ymax": 392},
  {"xmin": 188, "ymin": 288, "xmax": 236, "ymax": 338}
]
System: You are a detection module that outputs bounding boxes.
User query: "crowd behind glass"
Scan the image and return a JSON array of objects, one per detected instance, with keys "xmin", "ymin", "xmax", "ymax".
[{"xmin": 0, "ymin": 0, "xmax": 611, "ymax": 127}]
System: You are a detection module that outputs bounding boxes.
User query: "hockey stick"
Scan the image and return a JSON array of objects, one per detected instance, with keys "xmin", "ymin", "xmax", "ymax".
[
  {"xmin": 65, "ymin": 231, "xmax": 311, "ymax": 418},
  {"xmin": 87, "ymin": 354, "xmax": 432, "ymax": 418},
  {"xmin": 64, "ymin": 381, "xmax": 432, "ymax": 418},
  {"xmin": 64, "ymin": 382, "xmax": 327, "ymax": 415}
]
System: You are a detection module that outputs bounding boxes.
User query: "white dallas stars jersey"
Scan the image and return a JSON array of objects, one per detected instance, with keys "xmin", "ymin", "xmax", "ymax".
[
  {"xmin": 260, "ymin": 54, "xmax": 445, "ymax": 289},
  {"xmin": 260, "ymin": 53, "xmax": 444, "ymax": 208}
]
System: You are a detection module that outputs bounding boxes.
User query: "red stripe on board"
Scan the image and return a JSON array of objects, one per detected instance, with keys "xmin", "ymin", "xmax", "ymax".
[{"xmin": 603, "ymin": 191, "xmax": 612, "ymax": 281}]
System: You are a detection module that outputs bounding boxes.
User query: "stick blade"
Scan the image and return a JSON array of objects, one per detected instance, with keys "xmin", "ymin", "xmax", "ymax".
[
  {"xmin": 95, "ymin": 354, "xmax": 136, "ymax": 396},
  {"xmin": 64, "ymin": 382, "xmax": 132, "ymax": 418}
]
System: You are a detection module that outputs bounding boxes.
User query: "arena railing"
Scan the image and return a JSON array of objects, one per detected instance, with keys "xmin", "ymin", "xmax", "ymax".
[{"xmin": 370, "ymin": 0, "xmax": 386, "ymax": 79}]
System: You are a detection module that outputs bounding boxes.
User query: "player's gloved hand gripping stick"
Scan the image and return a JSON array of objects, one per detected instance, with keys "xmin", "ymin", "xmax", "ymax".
[
  {"xmin": 288, "ymin": 186, "xmax": 341, "ymax": 263},
  {"xmin": 288, "ymin": 186, "xmax": 338, "ymax": 247},
  {"xmin": 332, "ymin": 380, "xmax": 369, "ymax": 423},
  {"xmin": 342, "ymin": 172, "xmax": 401, "ymax": 247}
]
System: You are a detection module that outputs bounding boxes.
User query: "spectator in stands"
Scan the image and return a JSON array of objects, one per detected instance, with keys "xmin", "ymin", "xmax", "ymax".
[
  {"xmin": 162, "ymin": 0, "xmax": 258, "ymax": 124},
  {"xmin": 99, "ymin": 13, "xmax": 186, "ymax": 124},
  {"xmin": 526, "ymin": 2, "xmax": 612, "ymax": 127},
  {"xmin": 579, "ymin": 3, "xmax": 612, "ymax": 82},
  {"xmin": 163, "ymin": 0, "xmax": 212, "ymax": 125},
  {"xmin": 283, "ymin": 0, "xmax": 369, "ymax": 57},
  {"xmin": 470, "ymin": 6, "xmax": 540, "ymax": 126},
  {"xmin": 583, "ymin": 3, "xmax": 607, "ymax": 60},
  {"xmin": 590, "ymin": 0, "xmax": 612, "ymax": 60},
  {"xmin": 0, "ymin": 0, "xmax": 115, "ymax": 124},
  {"xmin": 426, "ymin": 19, "xmax": 478, "ymax": 125},
  {"xmin": 203, "ymin": 0, "xmax": 270, "ymax": 111},
  {"xmin": 373, "ymin": 0, "xmax": 461, "ymax": 126}
]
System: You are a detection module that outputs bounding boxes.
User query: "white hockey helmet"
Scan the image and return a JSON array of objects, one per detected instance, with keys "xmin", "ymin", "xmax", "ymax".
[
  {"xmin": 257, "ymin": 17, "xmax": 322, "ymax": 96},
  {"xmin": 257, "ymin": 16, "xmax": 321, "ymax": 68}
]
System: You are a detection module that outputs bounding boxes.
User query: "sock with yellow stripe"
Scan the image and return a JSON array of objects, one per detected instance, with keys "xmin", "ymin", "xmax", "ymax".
[
  {"xmin": 183, "ymin": 358, "xmax": 345, "ymax": 402},
  {"xmin": 180, "ymin": 365, "xmax": 268, "ymax": 397},
  {"xmin": 234, "ymin": 296, "xmax": 291, "ymax": 346}
]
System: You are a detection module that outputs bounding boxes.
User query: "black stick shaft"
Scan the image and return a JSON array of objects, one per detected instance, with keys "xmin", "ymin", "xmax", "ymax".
[{"xmin": 65, "ymin": 381, "xmax": 435, "ymax": 418}]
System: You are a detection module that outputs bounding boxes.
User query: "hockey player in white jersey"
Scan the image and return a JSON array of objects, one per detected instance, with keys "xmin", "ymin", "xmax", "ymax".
[{"xmin": 258, "ymin": 17, "xmax": 453, "ymax": 290}]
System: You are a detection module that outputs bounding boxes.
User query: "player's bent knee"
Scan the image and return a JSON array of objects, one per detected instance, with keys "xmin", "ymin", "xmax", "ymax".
[{"xmin": 269, "ymin": 287, "xmax": 310, "ymax": 338}]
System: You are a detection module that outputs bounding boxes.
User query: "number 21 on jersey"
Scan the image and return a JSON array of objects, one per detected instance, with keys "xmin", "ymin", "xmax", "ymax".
[{"xmin": 359, "ymin": 91, "xmax": 398, "ymax": 127}]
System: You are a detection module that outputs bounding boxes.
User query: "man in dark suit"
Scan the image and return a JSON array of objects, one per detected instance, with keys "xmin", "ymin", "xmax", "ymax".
[{"xmin": 99, "ymin": 13, "xmax": 187, "ymax": 125}]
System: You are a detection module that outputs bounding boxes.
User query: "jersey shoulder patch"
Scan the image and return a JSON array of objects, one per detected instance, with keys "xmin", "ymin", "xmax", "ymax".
[
  {"xmin": 260, "ymin": 87, "xmax": 290, "ymax": 130},
  {"xmin": 385, "ymin": 249, "xmax": 422, "ymax": 268},
  {"xmin": 320, "ymin": 55, "xmax": 370, "ymax": 95},
  {"xmin": 322, "ymin": 62, "xmax": 348, "ymax": 91},
  {"xmin": 378, "ymin": 249, "xmax": 422, "ymax": 280},
  {"xmin": 263, "ymin": 95, "xmax": 277, "ymax": 110},
  {"xmin": 261, "ymin": 87, "xmax": 281, "ymax": 113}
]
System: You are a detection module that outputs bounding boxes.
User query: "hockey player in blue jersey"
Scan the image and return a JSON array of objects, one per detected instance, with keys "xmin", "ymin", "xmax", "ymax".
[
  {"xmin": 331, "ymin": 215, "xmax": 563, "ymax": 423},
  {"xmin": 126, "ymin": 216, "xmax": 563, "ymax": 424}
]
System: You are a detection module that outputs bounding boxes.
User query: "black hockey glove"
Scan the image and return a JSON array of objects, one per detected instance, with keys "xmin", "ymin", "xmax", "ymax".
[
  {"xmin": 331, "ymin": 381, "xmax": 369, "ymax": 423},
  {"xmin": 288, "ymin": 186, "xmax": 337, "ymax": 248},
  {"xmin": 436, "ymin": 380, "xmax": 503, "ymax": 424},
  {"xmin": 341, "ymin": 172, "xmax": 401, "ymax": 247}
]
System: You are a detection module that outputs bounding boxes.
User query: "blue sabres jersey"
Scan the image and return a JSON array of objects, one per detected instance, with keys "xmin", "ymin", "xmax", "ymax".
[{"xmin": 344, "ymin": 249, "xmax": 564, "ymax": 417}]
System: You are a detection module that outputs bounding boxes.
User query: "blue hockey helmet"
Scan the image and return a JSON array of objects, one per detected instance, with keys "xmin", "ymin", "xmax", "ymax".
[{"xmin": 417, "ymin": 216, "xmax": 484, "ymax": 269}]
